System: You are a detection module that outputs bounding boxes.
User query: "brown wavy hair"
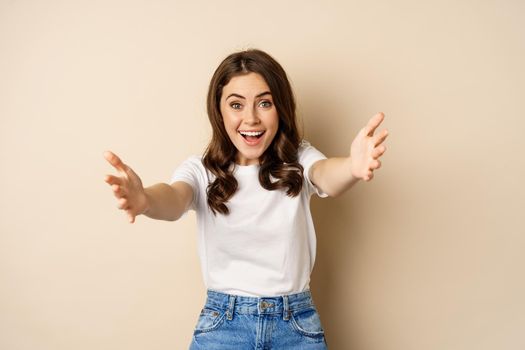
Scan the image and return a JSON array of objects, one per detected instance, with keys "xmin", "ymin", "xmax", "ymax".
[{"xmin": 202, "ymin": 48, "xmax": 305, "ymax": 215}]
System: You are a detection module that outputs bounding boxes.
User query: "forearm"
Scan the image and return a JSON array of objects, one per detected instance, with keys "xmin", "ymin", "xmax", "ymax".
[
  {"xmin": 310, "ymin": 157, "xmax": 360, "ymax": 197},
  {"xmin": 143, "ymin": 183, "xmax": 186, "ymax": 221}
]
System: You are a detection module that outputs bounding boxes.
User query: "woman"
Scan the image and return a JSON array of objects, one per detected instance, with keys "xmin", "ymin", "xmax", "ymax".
[{"xmin": 104, "ymin": 48, "xmax": 389, "ymax": 349}]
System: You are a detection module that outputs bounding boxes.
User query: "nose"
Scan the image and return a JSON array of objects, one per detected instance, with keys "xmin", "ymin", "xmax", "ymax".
[{"xmin": 244, "ymin": 106, "xmax": 261, "ymax": 125}]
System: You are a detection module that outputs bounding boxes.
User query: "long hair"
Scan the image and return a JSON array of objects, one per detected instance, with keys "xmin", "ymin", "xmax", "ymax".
[{"xmin": 203, "ymin": 49, "xmax": 304, "ymax": 215}]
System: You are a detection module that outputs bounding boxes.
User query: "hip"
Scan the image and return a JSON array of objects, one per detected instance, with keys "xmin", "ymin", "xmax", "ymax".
[{"xmin": 189, "ymin": 289, "xmax": 328, "ymax": 349}]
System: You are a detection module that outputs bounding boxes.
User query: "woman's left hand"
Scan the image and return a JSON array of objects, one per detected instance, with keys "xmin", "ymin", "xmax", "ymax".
[{"xmin": 349, "ymin": 112, "xmax": 389, "ymax": 182}]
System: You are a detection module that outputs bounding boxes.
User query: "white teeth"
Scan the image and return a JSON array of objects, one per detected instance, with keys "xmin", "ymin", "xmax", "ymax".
[{"xmin": 239, "ymin": 131, "xmax": 264, "ymax": 137}]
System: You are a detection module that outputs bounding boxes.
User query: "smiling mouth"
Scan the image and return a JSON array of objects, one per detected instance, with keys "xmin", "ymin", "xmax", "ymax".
[{"xmin": 238, "ymin": 131, "xmax": 266, "ymax": 141}]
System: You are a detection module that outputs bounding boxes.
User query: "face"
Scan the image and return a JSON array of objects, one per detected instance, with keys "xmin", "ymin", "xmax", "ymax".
[{"xmin": 220, "ymin": 72, "xmax": 279, "ymax": 166}]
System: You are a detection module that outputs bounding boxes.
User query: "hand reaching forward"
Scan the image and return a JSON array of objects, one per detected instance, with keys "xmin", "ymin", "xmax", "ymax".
[
  {"xmin": 103, "ymin": 151, "xmax": 149, "ymax": 223},
  {"xmin": 349, "ymin": 112, "xmax": 389, "ymax": 182}
]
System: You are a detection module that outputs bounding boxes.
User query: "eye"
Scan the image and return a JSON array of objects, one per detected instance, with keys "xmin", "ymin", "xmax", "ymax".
[
  {"xmin": 230, "ymin": 102, "xmax": 242, "ymax": 110},
  {"xmin": 259, "ymin": 100, "xmax": 272, "ymax": 108}
]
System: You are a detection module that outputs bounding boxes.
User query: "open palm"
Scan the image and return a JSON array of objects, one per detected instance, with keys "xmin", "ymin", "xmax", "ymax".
[
  {"xmin": 350, "ymin": 112, "xmax": 389, "ymax": 182},
  {"xmin": 103, "ymin": 151, "xmax": 149, "ymax": 223}
]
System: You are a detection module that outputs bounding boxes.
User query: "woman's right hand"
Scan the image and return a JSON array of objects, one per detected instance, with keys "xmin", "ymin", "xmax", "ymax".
[{"xmin": 103, "ymin": 151, "xmax": 149, "ymax": 223}]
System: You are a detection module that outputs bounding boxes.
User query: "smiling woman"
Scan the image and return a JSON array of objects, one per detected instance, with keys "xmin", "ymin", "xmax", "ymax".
[
  {"xmin": 220, "ymin": 72, "xmax": 278, "ymax": 164},
  {"xmin": 203, "ymin": 49, "xmax": 306, "ymax": 216},
  {"xmin": 104, "ymin": 48, "xmax": 388, "ymax": 350}
]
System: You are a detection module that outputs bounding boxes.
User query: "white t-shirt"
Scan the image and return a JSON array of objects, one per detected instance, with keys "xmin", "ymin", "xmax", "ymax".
[{"xmin": 169, "ymin": 139, "xmax": 328, "ymax": 297}]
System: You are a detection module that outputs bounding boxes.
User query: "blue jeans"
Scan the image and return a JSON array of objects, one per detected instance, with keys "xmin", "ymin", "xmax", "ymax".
[{"xmin": 189, "ymin": 289, "xmax": 328, "ymax": 349}]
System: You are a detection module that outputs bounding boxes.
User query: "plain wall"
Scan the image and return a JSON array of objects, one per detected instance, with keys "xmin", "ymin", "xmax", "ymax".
[{"xmin": 1, "ymin": 0, "xmax": 523, "ymax": 349}]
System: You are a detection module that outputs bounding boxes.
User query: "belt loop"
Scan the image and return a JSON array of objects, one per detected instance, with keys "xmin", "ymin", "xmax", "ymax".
[
  {"xmin": 226, "ymin": 295, "xmax": 236, "ymax": 321},
  {"xmin": 283, "ymin": 295, "xmax": 290, "ymax": 321}
]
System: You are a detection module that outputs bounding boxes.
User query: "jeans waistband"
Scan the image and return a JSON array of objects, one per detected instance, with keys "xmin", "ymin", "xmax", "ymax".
[{"xmin": 204, "ymin": 289, "xmax": 316, "ymax": 321}]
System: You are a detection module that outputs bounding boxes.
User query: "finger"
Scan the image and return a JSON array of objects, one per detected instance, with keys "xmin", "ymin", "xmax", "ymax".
[
  {"xmin": 104, "ymin": 151, "xmax": 128, "ymax": 174},
  {"xmin": 364, "ymin": 172, "xmax": 375, "ymax": 182},
  {"xmin": 112, "ymin": 184, "xmax": 127, "ymax": 198},
  {"xmin": 127, "ymin": 211, "xmax": 135, "ymax": 224},
  {"xmin": 105, "ymin": 174, "xmax": 123, "ymax": 186},
  {"xmin": 372, "ymin": 145, "xmax": 387, "ymax": 159},
  {"xmin": 117, "ymin": 198, "xmax": 128, "ymax": 210},
  {"xmin": 368, "ymin": 160, "xmax": 378, "ymax": 170},
  {"xmin": 365, "ymin": 112, "xmax": 385, "ymax": 137},
  {"xmin": 373, "ymin": 129, "xmax": 389, "ymax": 147}
]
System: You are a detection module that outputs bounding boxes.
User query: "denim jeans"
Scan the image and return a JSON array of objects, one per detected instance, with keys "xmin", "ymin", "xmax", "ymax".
[{"xmin": 189, "ymin": 289, "xmax": 328, "ymax": 349}]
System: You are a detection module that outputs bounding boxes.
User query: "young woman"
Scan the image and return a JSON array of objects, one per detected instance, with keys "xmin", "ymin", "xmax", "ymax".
[{"xmin": 104, "ymin": 49, "xmax": 388, "ymax": 349}]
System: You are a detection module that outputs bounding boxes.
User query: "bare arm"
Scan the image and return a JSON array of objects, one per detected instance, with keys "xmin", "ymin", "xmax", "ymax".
[
  {"xmin": 143, "ymin": 182, "xmax": 193, "ymax": 221},
  {"xmin": 310, "ymin": 112, "xmax": 389, "ymax": 198},
  {"xmin": 103, "ymin": 151, "xmax": 193, "ymax": 223},
  {"xmin": 309, "ymin": 157, "xmax": 360, "ymax": 198}
]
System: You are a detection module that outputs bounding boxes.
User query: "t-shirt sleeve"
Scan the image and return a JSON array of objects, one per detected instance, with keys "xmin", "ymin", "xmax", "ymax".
[
  {"xmin": 168, "ymin": 155, "xmax": 203, "ymax": 216},
  {"xmin": 298, "ymin": 140, "xmax": 329, "ymax": 198}
]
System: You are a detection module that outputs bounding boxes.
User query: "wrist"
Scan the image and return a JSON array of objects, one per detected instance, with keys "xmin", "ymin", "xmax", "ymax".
[
  {"xmin": 142, "ymin": 189, "xmax": 152, "ymax": 215},
  {"xmin": 345, "ymin": 157, "xmax": 361, "ymax": 183}
]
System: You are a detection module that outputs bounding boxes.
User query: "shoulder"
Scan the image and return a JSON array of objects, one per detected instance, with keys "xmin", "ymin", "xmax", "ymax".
[
  {"xmin": 297, "ymin": 139, "xmax": 312, "ymax": 158},
  {"xmin": 297, "ymin": 139, "xmax": 329, "ymax": 198},
  {"xmin": 297, "ymin": 139, "xmax": 325, "ymax": 163},
  {"xmin": 174, "ymin": 155, "xmax": 203, "ymax": 173},
  {"xmin": 170, "ymin": 154, "xmax": 209, "ymax": 183},
  {"xmin": 185, "ymin": 154, "xmax": 205, "ymax": 166},
  {"xmin": 177, "ymin": 154, "xmax": 206, "ymax": 170},
  {"xmin": 299, "ymin": 139, "xmax": 313, "ymax": 150}
]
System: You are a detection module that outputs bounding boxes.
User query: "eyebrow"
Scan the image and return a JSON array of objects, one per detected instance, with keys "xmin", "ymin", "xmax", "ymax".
[{"xmin": 226, "ymin": 91, "xmax": 272, "ymax": 100}]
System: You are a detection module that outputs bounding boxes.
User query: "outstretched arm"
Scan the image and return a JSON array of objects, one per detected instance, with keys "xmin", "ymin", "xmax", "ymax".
[
  {"xmin": 309, "ymin": 112, "xmax": 389, "ymax": 198},
  {"xmin": 103, "ymin": 151, "xmax": 193, "ymax": 223}
]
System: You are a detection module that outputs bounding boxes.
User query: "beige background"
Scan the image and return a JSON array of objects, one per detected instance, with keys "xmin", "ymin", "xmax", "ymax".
[{"xmin": 1, "ymin": 0, "xmax": 523, "ymax": 349}]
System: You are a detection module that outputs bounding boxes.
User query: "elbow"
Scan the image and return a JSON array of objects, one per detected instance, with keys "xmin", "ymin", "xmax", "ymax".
[
  {"xmin": 326, "ymin": 190, "xmax": 342, "ymax": 198},
  {"xmin": 319, "ymin": 186, "xmax": 340, "ymax": 198},
  {"xmin": 169, "ymin": 213, "xmax": 183, "ymax": 222},
  {"xmin": 324, "ymin": 183, "xmax": 359, "ymax": 198}
]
